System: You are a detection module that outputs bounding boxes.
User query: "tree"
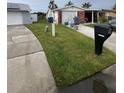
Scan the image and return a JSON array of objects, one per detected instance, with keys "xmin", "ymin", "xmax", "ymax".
[
  {"xmin": 112, "ymin": 4, "xmax": 116, "ymax": 10},
  {"xmin": 65, "ymin": 0, "xmax": 74, "ymax": 7},
  {"xmin": 48, "ymin": 0, "xmax": 58, "ymax": 9},
  {"xmin": 81, "ymin": 2, "xmax": 92, "ymax": 8}
]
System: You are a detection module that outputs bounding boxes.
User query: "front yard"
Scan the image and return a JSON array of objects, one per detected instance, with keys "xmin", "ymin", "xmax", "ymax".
[
  {"xmin": 84, "ymin": 24, "xmax": 96, "ymax": 28},
  {"xmin": 26, "ymin": 22, "xmax": 115, "ymax": 88},
  {"xmin": 85, "ymin": 22, "xmax": 109, "ymax": 28}
]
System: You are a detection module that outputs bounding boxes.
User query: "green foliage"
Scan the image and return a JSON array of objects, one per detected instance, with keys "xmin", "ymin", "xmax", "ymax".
[
  {"xmin": 48, "ymin": 0, "xmax": 58, "ymax": 9},
  {"xmin": 98, "ymin": 16, "xmax": 108, "ymax": 23},
  {"xmin": 65, "ymin": 0, "xmax": 74, "ymax": 6},
  {"xmin": 82, "ymin": 2, "xmax": 92, "ymax": 8},
  {"xmin": 38, "ymin": 17, "xmax": 47, "ymax": 23}
]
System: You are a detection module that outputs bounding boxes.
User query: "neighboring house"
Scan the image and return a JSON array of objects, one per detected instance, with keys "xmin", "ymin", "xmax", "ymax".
[
  {"xmin": 7, "ymin": 3, "xmax": 32, "ymax": 25},
  {"xmin": 102, "ymin": 4, "xmax": 116, "ymax": 20},
  {"xmin": 31, "ymin": 13, "xmax": 38, "ymax": 22},
  {"xmin": 46, "ymin": 5, "xmax": 101, "ymax": 24},
  {"xmin": 102, "ymin": 9, "xmax": 116, "ymax": 20}
]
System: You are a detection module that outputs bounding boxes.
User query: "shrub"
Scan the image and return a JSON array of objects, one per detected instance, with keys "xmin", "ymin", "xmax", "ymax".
[{"xmin": 98, "ymin": 16, "xmax": 108, "ymax": 23}]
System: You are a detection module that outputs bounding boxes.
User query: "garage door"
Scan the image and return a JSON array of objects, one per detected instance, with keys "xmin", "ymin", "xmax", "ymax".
[
  {"xmin": 7, "ymin": 12, "xmax": 23, "ymax": 25},
  {"xmin": 62, "ymin": 11, "xmax": 77, "ymax": 24}
]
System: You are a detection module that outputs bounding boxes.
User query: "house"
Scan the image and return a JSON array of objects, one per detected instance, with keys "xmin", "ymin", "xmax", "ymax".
[
  {"xmin": 101, "ymin": 4, "xmax": 116, "ymax": 20},
  {"xmin": 47, "ymin": 5, "xmax": 101, "ymax": 24},
  {"xmin": 101, "ymin": 9, "xmax": 116, "ymax": 20},
  {"xmin": 7, "ymin": 3, "xmax": 32, "ymax": 25},
  {"xmin": 33, "ymin": 12, "xmax": 46, "ymax": 22},
  {"xmin": 31, "ymin": 13, "xmax": 38, "ymax": 22}
]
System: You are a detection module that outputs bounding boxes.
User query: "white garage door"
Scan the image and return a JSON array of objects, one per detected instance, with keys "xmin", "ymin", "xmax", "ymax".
[
  {"xmin": 7, "ymin": 12, "xmax": 23, "ymax": 25},
  {"xmin": 62, "ymin": 11, "xmax": 77, "ymax": 24}
]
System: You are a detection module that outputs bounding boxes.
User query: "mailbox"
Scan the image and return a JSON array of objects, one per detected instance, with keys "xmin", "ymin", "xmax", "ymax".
[
  {"xmin": 48, "ymin": 17, "xmax": 53, "ymax": 23},
  {"xmin": 94, "ymin": 24, "xmax": 112, "ymax": 55}
]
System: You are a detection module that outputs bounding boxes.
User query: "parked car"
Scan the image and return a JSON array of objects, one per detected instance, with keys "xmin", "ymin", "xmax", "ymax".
[{"xmin": 109, "ymin": 19, "xmax": 116, "ymax": 32}]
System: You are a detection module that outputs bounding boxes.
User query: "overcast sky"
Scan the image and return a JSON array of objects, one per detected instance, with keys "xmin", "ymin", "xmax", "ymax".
[{"xmin": 7, "ymin": 0, "xmax": 115, "ymax": 12}]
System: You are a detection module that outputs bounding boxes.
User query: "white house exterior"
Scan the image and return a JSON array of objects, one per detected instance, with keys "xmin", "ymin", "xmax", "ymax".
[
  {"xmin": 46, "ymin": 5, "xmax": 101, "ymax": 24},
  {"xmin": 7, "ymin": 3, "xmax": 32, "ymax": 25},
  {"xmin": 54, "ymin": 6, "xmax": 81, "ymax": 24},
  {"xmin": 31, "ymin": 13, "xmax": 38, "ymax": 22}
]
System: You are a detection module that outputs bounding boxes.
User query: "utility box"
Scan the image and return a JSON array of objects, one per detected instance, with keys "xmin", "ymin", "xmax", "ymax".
[{"xmin": 94, "ymin": 24, "xmax": 112, "ymax": 55}]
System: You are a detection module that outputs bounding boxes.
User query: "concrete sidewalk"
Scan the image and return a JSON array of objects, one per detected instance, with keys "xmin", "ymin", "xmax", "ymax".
[
  {"xmin": 7, "ymin": 25, "xmax": 57, "ymax": 93},
  {"xmin": 77, "ymin": 25, "xmax": 116, "ymax": 53}
]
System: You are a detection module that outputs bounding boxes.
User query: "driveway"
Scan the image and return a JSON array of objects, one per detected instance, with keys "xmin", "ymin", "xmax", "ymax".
[
  {"xmin": 77, "ymin": 25, "xmax": 116, "ymax": 53},
  {"xmin": 7, "ymin": 25, "xmax": 57, "ymax": 93}
]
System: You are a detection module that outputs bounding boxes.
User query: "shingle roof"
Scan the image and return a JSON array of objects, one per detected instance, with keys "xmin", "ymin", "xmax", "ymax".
[{"xmin": 7, "ymin": 3, "xmax": 31, "ymax": 12}]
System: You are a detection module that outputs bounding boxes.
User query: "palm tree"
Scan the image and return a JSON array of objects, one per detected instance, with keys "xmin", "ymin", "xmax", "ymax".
[
  {"xmin": 81, "ymin": 2, "xmax": 92, "ymax": 8},
  {"xmin": 65, "ymin": 0, "xmax": 74, "ymax": 7},
  {"xmin": 48, "ymin": 0, "xmax": 58, "ymax": 9},
  {"xmin": 112, "ymin": 4, "xmax": 116, "ymax": 10}
]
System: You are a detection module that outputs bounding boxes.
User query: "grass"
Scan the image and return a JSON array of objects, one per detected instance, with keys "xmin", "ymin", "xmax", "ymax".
[
  {"xmin": 26, "ymin": 22, "xmax": 116, "ymax": 88},
  {"xmin": 85, "ymin": 22, "xmax": 109, "ymax": 28},
  {"xmin": 85, "ymin": 24, "xmax": 96, "ymax": 28}
]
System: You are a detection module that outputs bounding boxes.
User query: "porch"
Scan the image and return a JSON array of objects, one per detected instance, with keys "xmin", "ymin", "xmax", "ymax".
[{"xmin": 84, "ymin": 10, "xmax": 100, "ymax": 24}]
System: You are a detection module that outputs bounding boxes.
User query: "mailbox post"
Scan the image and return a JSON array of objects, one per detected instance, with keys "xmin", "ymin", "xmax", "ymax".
[
  {"xmin": 51, "ymin": 11, "xmax": 55, "ymax": 37},
  {"xmin": 47, "ymin": 0, "xmax": 56, "ymax": 37},
  {"xmin": 94, "ymin": 24, "xmax": 112, "ymax": 55}
]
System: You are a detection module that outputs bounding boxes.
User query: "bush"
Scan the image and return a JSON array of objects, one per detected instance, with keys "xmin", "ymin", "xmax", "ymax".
[
  {"xmin": 38, "ymin": 17, "xmax": 47, "ymax": 23},
  {"xmin": 98, "ymin": 16, "xmax": 108, "ymax": 23}
]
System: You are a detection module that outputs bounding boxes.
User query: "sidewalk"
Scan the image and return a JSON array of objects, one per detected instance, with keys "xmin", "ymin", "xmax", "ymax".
[
  {"xmin": 77, "ymin": 25, "xmax": 116, "ymax": 53},
  {"xmin": 7, "ymin": 25, "xmax": 57, "ymax": 93}
]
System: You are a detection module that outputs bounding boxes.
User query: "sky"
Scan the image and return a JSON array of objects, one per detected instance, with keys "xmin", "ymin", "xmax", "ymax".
[{"xmin": 7, "ymin": 0, "xmax": 116, "ymax": 13}]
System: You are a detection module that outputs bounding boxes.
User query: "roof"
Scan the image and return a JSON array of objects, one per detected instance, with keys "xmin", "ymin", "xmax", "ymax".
[
  {"xmin": 7, "ymin": 3, "xmax": 31, "ymax": 12},
  {"xmin": 102, "ymin": 9, "xmax": 116, "ymax": 13},
  {"xmin": 53, "ymin": 5, "xmax": 84, "ymax": 11},
  {"xmin": 53, "ymin": 5, "xmax": 101, "ymax": 12}
]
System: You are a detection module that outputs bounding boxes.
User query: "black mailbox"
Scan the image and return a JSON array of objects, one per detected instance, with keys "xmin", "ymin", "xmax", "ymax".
[
  {"xmin": 94, "ymin": 24, "xmax": 112, "ymax": 55},
  {"xmin": 48, "ymin": 17, "xmax": 54, "ymax": 23}
]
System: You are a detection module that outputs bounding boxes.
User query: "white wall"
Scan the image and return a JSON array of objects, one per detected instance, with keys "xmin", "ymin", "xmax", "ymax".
[
  {"xmin": 62, "ymin": 11, "xmax": 77, "ymax": 24},
  {"xmin": 54, "ymin": 7, "xmax": 84, "ymax": 24},
  {"xmin": 7, "ymin": 12, "xmax": 23, "ymax": 25},
  {"xmin": 54, "ymin": 11, "xmax": 58, "ymax": 24},
  {"xmin": 31, "ymin": 14, "xmax": 38, "ymax": 22},
  {"xmin": 22, "ymin": 12, "xmax": 32, "ymax": 24},
  {"xmin": 7, "ymin": 11, "xmax": 32, "ymax": 25}
]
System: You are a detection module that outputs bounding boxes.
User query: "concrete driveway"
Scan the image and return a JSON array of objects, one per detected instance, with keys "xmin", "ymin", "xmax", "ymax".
[
  {"xmin": 7, "ymin": 25, "xmax": 57, "ymax": 93},
  {"xmin": 77, "ymin": 25, "xmax": 116, "ymax": 53}
]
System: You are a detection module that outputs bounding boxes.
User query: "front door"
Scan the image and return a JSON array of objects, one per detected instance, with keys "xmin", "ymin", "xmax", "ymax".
[{"xmin": 77, "ymin": 11, "xmax": 85, "ymax": 23}]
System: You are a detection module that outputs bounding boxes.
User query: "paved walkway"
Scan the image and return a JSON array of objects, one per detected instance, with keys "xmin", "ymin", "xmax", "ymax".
[
  {"xmin": 7, "ymin": 25, "xmax": 57, "ymax": 93},
  {"xmin": 77, "ymin": 25, "xmax": 116, "ymax": 53}
]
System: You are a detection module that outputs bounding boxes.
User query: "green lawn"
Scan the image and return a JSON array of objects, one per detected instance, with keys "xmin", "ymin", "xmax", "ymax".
[
  {"xmin": 26, "ymin": 22, "xmax": 116, "ymax": 88},
  {"xmin": 85, "ymin": 24, "xmax": 96, "ymax": 28},
  {"xmin": 85, "ymin": 22, "xmax": 109, "ymax": 28}
]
